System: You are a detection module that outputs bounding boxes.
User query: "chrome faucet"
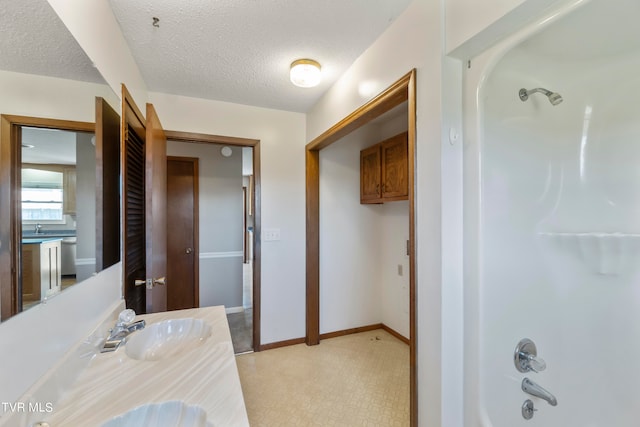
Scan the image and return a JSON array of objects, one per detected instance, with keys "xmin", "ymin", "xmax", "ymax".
[
  {"xmin": 101, "ymin": 309, "xmax": 145, "ymax": 353},
  {"xmin": 34, "ymin": 223, "xmax": 43, "ymax": 234},
  {"xmin": 522, "ymin": 377, "xmax": 557, "ymax": 406}
]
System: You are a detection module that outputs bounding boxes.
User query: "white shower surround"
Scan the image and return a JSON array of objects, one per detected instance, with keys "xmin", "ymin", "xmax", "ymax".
[{"xmin": 463, "ymin": 0, "xmax": 640, "ymax": 425}]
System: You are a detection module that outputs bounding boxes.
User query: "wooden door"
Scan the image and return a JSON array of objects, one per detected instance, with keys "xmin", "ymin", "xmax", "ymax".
[
  {"xmin": 144, "ymin": 103, "xmax": 168, "ymax": 313},
  {"xmin": 360, "ymin": 144, "xmax": 382, "ymax": 203},
  {"xmin": 381, "ymin": 131, "xmax": 408, "ymax": 200},
  {"xmin": 95, "ymin": 97, "xmax": 120, "ymax": 271},
  {"xmin": 122, "ymin": 86, "xmax": 168, "ymax": 314},
  {"xmin": 166, "ymin": 157, "xmax": 198, "ymax": 311}
]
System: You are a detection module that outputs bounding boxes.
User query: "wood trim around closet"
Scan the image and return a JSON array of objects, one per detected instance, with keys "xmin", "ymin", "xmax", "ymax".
[{"xmin": 304, "ymin": 69, "xmax": 417, "ymax": 426}]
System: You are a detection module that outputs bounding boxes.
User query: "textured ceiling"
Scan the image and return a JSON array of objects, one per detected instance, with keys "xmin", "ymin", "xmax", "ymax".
[
  {"xmin": 0, "ymin": 0, "xmax": 104, "ymax": 83},
  {"xmin": 108, "ymin": 0, "xmax": 412, "ymax": 112}
]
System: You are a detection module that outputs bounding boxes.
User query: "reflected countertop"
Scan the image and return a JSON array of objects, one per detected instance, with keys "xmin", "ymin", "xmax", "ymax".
[
  {"xmin": 21, "ymin": 237, "xmax": 64, "ymax": 244},
  {"xmin": 22, "ymin": 229, "xmax": 76, "ymax": 239}
]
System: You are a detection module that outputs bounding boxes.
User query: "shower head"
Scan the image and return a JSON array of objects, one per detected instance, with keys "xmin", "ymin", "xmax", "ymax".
[{"xmin": 519, "ymin": 88, "xmax": 563, "ymax": 106}]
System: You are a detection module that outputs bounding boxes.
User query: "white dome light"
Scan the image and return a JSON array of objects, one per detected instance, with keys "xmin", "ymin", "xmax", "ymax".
[{"xmin": 290, "ymin": 59, "xmax": 321, "ymax": 88}]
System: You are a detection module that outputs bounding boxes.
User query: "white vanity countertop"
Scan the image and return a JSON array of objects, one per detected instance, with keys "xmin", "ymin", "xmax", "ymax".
[{"xmin": 45, "ymin": 306, "xmax": 249, "ymax": 426}]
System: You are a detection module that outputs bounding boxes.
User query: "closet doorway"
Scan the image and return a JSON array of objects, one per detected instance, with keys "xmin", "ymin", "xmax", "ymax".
[{"xmin": 305, "ymin": 70, "xmax": 417, "ymax": 424}]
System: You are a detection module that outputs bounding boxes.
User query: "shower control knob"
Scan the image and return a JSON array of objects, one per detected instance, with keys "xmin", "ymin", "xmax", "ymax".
[
  {"xmin": 522, "ymin": 400, "xmax": 537, "ymax": 420},
  {"xmin": 515, "ymin": 338, "xmax": 547, "ymax": 373}
]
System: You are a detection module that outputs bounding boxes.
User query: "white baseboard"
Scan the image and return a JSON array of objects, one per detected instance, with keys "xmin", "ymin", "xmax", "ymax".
[{"xmin": 225, "ymin": 306, "xmax": 245, "ymax": 314}]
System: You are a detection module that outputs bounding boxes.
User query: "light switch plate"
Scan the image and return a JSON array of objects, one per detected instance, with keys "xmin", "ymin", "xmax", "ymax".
[{"xmin": 263, "ymin": 228, "xmax": 281, "ymax": 241}]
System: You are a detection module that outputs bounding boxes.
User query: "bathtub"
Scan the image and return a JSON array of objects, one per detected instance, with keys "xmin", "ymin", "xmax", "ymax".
[{"xmin": 462, "ymin": 0, "xmax": 640, "ymax": 425}]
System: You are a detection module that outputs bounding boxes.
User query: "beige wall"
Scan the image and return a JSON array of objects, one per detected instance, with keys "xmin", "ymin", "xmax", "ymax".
[
  {"xmin": 167, "ymin": 141, "xmax": 244, "ymax": 309},
  {"xmin": 151, "ymin": 92, "xmax": 306, "ymax": 345},
  {"xmin": 307, "ymin": 1, "xmax": 447, "ymax": 424}
]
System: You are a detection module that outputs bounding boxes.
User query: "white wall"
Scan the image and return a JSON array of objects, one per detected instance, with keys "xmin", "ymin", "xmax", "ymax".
[
  {"xmin": 307, "ymin": 1, "xmax": 447, "ymax": 425},
  {"xmin": 151, "ymin": 92, "xmax": 306, "ymax": 345},
  {"xmin": 242, "ymin": 147, "xmax": 253, "ymax": 176},
  {"xmin": 319, "ymin": 103, "xmax": 409, "ymax": 337},
  {"xmin": 376, "ymin": 112, "xmax": 411, "ymax": 338},
  {"xmin": 75, "ymin": 132, "xmax": 97, "ymax": 281},
  {"xmin": 447, "ymin": 0, "xmax": 523, "ymax": 51},
  {"xmin": 167, "ymin": 141, "xmax": 244, "ymax": 309},
  {"xmin": 319, "ymin": 126, "xmax": 383, "ymax": 334},
  {"xmin": 0, "ymin": 263, "xmax": 121, "ymax": 411},
  {"xmin": 47, "ymin": 0, "xmax": 148, "ymax": 106},
  {"xmin": 0, "ymin": 69, "xmax": 118, "ymax": 122},
  {"xmin": 445, "ymin": 0, "xmax": 567, "ymax": 58}
]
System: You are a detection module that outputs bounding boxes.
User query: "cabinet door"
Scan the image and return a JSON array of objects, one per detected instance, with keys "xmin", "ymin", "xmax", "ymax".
[
  {"xmin": 21, "ymin": 244, "xmax": 39, "ymax": 301},
  {"xmin": 360, "ymin": 144, "xmax": 382, "ymax": 203},
  {"xmin": 381, "ymin": 132, "xmax": 408, "ymax": 200}
]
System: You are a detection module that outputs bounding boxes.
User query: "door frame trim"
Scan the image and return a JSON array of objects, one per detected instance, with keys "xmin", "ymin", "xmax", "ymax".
[
  {"xmin": 167, "ymin": 156, "xmax": 200, "ymax": 309},
  {"xmin": 164, "ymin": 130, "xmax": 262, "ymax": 351},
  {"xmin": 0, "ymin": 115, "xmax": 94, "ymax": 320},
  {"xmin": 304, "ymin": 69, "xmax": 417, "ymax": 425}
]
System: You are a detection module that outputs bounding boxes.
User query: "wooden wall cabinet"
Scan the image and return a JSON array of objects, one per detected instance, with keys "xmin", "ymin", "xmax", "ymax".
[{"xmin": 360, "ymin": 131, "xmax": 408, "ymax": 204}]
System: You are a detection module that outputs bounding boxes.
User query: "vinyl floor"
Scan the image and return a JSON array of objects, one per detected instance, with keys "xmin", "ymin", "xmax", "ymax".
[{"xmin": 236, "ymin": 329, "xmax": 410, "ymax": 426}]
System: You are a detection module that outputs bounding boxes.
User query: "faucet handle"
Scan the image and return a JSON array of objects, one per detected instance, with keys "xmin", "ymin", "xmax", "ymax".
[
  {"xmin": 118, "ymin": 309, "xmax": 136, "ymax": 325},
  {"xmin": 523, "ymin": 353, "xmax": 546, "ymax": 373},
  {"xmin": 515, "ymin": 338, "xmax": 547, "ymax": 373}
]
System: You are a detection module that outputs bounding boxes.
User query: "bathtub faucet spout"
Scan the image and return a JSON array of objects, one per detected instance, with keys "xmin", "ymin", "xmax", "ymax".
[{"xmin": 522, "ymin": 378, "xmax": 557, "ymax": 406}]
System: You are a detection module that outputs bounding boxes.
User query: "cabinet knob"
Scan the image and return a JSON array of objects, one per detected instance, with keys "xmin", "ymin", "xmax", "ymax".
[{"xmin": 185, "ymin": 247, "xmax": 193, "ymax": 254}]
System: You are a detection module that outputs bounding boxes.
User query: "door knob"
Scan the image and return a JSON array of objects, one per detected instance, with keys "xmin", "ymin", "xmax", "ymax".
[
  {"xmin": 134, "ymin": 277, "xmax": 166, "ymax": 290},
  {"xmin": 185, "ymin": 247, "xmax": 193, "ymax": 254}
]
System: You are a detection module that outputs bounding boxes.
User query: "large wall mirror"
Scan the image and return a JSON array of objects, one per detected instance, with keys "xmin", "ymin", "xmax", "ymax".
[{"xmin": 0, "ymin": 0, "xmax": 121, "ymax": 321}]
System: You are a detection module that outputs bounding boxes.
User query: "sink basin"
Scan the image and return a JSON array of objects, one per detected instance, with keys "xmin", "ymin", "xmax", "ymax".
[
  {"xmin": 101, "ymin": 401, "xmax": 210, "ymax": 427},
  {"xmin": 125, "ymin": 318, "xmax": 212, "ymax": 361}
]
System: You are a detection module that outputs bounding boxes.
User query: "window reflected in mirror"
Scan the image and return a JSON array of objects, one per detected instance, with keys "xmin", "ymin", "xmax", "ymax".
[{"xmin": 20, "ymin": 127, "xmax": 96, "ymax": 312}]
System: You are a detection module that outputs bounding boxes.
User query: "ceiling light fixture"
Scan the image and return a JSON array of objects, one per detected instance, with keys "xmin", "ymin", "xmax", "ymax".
[{"xmin": 290, "ymin": 59, "xmax": 322, "ymax": 88}]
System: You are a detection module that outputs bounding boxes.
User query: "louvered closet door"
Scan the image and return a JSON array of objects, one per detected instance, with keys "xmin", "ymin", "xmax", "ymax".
[{"xmin": 121, "ymin": 84, "xmax": 168, "ymax": 314}]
